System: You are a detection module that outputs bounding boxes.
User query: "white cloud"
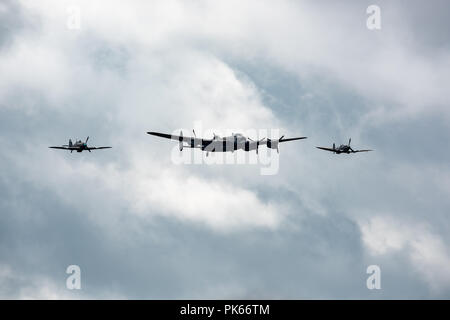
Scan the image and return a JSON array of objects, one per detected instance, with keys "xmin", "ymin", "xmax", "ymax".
[
  {"xmin": 1, "ymin": 0, "xmax": 287, "ymax": 233},
  {"xmin": 127, "ymin": 165, "xmax": 282, "ymax": 232},
  {"xmin": 9, "ymin": 0, "xmax": 449, "ymax": 118}
]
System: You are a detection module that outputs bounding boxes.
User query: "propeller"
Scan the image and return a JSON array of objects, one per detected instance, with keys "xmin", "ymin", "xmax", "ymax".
[
  {"xmin": 83, "ymin": 137, "xmax": 90, "ymax": 151},
  {"xmin": 348, "ymin": 138, "xmax": 355, "ymax": 152},
  {"xmin": 256, "ymin": 138, "xmax": 265, "ymax": 154},
  {"xmin": 247, "ymin": 137, "xmax": 266, "ymax": 154},
  {"xmin": 193, "ymin": 129, "xmax": 196, "ymax": 138},
  {"xmin": 179, "ymin": 130, "xmax": 183, "ymax": 151}
]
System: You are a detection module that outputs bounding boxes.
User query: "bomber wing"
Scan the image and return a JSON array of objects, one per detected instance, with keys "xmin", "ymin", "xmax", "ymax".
[
  {"xmin": 279, "ymin": 136, "xmax": 307, "ymax": 143},
  {"xmin": 147, "ymin": 131, "xmax": 207, "ymax": 146}
]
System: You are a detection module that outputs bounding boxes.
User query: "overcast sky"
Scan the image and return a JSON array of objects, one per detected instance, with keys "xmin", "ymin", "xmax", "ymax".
[{"xmin": 1, "ymin": 0, "xmax": 450, "ymax": 299}]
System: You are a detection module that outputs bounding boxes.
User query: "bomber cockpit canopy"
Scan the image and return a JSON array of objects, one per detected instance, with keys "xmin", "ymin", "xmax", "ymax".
[{"xmin": 233, "ymin": 133, "xmax": 247, "ymax": 141}]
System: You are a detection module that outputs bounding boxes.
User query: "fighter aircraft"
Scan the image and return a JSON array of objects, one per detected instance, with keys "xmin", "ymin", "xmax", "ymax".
[
  {"xmin": 147, "ymin": 130, "xmax": 307, "ymax": 155},
  {"xmin": 49, "ymin": 137, "xmax": 111, "ymax": 153},
  {"xmin": 316, "ymin": 138, "xmax": 372, "ymax": 154}
]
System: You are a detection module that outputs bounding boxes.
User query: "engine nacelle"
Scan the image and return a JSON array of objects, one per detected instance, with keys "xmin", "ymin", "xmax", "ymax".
[{"xmin": 266, "ymin": 139, "xmax": 279, "ymax": 152}]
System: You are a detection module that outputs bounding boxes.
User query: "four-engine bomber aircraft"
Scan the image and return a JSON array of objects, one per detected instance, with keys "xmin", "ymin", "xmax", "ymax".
[
  {"xmin": 49, "ymin": 137, "xmax": 111, "ymax": 153},
  {"xmin": 316, "ymin": 138, "xmax": 372, "ymax": 154},
  {"xmin": 147, "ymin": 130, "xmax": 307, "ymax": 155}
]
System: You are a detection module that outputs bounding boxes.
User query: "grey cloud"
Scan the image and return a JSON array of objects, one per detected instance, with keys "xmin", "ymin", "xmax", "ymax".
[
  {"xmin": 1, "ymin": 0, "xmax": 450, "ymax": 299},
  {"xmin": 0, "ymin": 0, "xmax": 25, "ymax": 49}
]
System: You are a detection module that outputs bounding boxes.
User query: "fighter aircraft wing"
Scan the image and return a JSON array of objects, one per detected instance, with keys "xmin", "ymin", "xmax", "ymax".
[
  {"xmin": 49, "ymin": 146, "xmax": 77, "ymax": 150},
  {"xmin": 87, "ymin": 147, "xmax": 112, "ymax": 150},
  {"xmin": 352, "ymin": 149, "xmax": 373, "ymax": 153},
  {"xmin": 279, "ymin": 136, "xmax": 307, "ymax": 143},
  {"xmin": 316, "ymin": 146, "xmax": 336, "ymax": 152},
  {"xmin": 147, "ymin": 132, "xmax": 205, "ymax": 145}
]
